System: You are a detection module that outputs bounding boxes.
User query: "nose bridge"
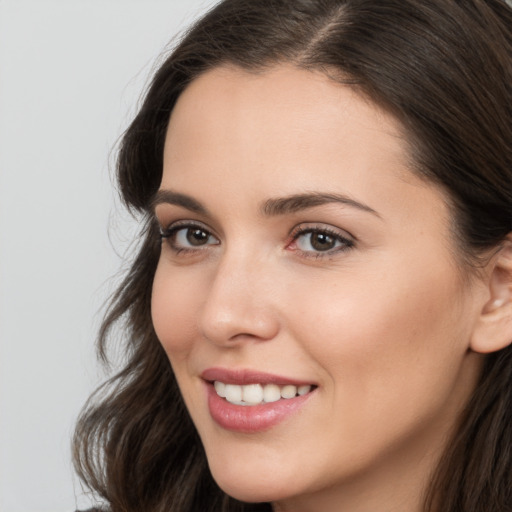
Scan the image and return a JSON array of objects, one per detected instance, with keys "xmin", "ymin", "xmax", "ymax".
[{"xmin": 198, "ymin": 245, "xmax": 280, "ymax": 345}]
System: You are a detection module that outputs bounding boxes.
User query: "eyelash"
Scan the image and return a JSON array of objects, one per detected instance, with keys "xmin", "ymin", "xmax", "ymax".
[
  {"xmin": 159, "ymin": 221, "xmax": 219, "ymax": 255},
  {"xmin": 158, "ymin": 221, "xmax": 355, "ymax": 258},
  {"xmin": 288, "ymin": 224, "xmax": 355, "ymax": 258}
]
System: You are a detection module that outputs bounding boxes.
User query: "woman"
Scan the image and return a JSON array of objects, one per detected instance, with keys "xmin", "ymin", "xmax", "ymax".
[{"xmin": 74, "ymin": 1, "xmax": 512, "ymax": 511}]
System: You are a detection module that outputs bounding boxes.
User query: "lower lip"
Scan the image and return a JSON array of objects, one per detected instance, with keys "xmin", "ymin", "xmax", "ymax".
[{"xmin": 206, "ymin": 383, "xmax": 314, "ymax": 433}]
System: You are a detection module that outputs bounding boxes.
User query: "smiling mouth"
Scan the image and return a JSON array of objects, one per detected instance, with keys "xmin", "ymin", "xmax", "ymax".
[
  {"xmin": 203, "ymin": 371, "xmax": 317, "ymax": 432},
  {"xmin": 213, "ymin": 381, "xmax": 314, "ymax": 406}
]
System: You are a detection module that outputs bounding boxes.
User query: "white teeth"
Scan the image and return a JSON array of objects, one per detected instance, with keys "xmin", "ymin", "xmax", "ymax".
[
  {"xmin": 214, "ymin": 381, "xmax": 313, "ymax": 405},
  {"xmin": 214, "ymin": 381, "xmax": 226, "ymax": 398},
  {"xmin": 281, "ymin": 385, "xmax": 297, "ymax": 399},
  {"xmin": 263, "ymin": 384, "xmax": 281, "ymax": 403},
  {"xmin": 224, "ymin": 384, "xmax": 242, "ymax": 403},
  {"xmin": 298, "ymin": 385, "xmax": 311, "ymax": 396},
  {"xmin": 242, "ymin": 384, "xmax": 264, "ymax": 404}
]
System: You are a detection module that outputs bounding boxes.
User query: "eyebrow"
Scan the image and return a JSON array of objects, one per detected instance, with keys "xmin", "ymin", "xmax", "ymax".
[
  {"xmin": 262, "ymin": 192, "xmax": 381, "ymax": 218},
  {"xmin": 151, "ymin": 189, "xmax": 381, "ymax": 219},
  {"xmin": 151, "ymin": 190, "xmax": 210, "ymax": 216}
]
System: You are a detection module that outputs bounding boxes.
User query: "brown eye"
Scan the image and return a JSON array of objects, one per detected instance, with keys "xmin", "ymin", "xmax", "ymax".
[
  {"xmin": 292, "ymin": 227, "xmax": 354, "ymax": 256},
  {"xmin": 161, "ymin": 223, "xmax": 220, "ymax": 251},
  {"xmin": 186, "ymin": 228, "xmax": 210, "ymax": 246},
  {"xmin": 309, "ymin": 232, "xmax": 336, "ymax": 251}
]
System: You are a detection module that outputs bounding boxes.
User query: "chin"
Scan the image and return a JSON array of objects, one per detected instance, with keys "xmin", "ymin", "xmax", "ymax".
[{"xmin": 209, "ymin": 463, "xmax": 297, "ymax": 504}]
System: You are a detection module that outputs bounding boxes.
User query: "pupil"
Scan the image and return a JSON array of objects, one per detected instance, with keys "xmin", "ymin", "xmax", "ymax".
[
  {"xmin": 311, "ymin": 233, "xmax": 334, "ymax": 251},
  {"xmin": 187, "ymin": 229, "xmax": 208, "ymax": 246}
]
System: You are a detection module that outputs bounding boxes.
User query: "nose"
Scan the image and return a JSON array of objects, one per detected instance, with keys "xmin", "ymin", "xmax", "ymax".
[{"xmin": 198, "ymin": 251, "xmax": 281, "ymax": 346}]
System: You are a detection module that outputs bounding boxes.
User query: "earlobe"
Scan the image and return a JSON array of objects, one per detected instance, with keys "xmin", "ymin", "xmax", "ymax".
[{"xmin": 470, "ymin": 236, "xmax": 512, "ymax": 354}]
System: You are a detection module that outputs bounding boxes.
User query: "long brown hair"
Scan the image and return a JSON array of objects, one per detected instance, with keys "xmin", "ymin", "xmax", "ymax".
[{"xmin": 73, "ymin": 1, "xmax": 512, "ymax": 511}]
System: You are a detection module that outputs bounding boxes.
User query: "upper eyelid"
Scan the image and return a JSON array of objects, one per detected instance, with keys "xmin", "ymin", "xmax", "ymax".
[
  {"xmin": 153, "ymin": 202, "xmax": 217, "ymax": 232},
  {"xmin": 158, "ymin": 218, "xmax": 214, "ymax": 233},
  {"xmin": 153, "ymin": 198, "xmax": 359, "ymax": 233},
  {"xmin": 290, "ymin": 223, "xmax": 356, "ymax": 241}
]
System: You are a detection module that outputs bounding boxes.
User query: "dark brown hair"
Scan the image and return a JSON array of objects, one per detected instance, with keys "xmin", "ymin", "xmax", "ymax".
[{"xmin": 73, "ymin": 1, "xmax": 512, "ymax": 511}]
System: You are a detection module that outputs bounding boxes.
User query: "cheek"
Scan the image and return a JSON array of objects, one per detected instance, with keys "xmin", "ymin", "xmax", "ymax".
[
  {"xmin": 289, "ymin": 262, "xmax": 470, "ymax": 404},
  {"xmin": 151, "ymin": 262, "xmax": 200, "ymax": 359},
  {"xmin": 283, "ymin": 269, "xmax": 477, "ymax": 469}
]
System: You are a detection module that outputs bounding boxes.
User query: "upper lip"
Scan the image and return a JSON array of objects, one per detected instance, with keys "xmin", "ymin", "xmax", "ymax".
[{"xmin": 201, "ymin": 367, "xmax": 316, "ymax": 387}]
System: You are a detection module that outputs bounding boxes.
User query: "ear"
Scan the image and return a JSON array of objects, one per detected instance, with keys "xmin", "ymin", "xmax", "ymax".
[{"xmin": 470, "ymin": 236, "xmax": 512, "ymax": 354}]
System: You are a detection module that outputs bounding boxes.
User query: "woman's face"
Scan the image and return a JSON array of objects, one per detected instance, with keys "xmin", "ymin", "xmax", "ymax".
[{"xmin": 151, "ymin": 65, "xmax": 486, "ymax": 510}]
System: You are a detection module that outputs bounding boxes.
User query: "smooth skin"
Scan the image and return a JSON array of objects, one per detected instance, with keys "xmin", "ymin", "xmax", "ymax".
[{"xmin": 151, "ymin": 65, "xmax": 512, "ymax": 512}]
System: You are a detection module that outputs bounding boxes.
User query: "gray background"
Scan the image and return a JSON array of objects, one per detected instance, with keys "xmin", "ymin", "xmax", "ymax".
[{"xmin": 0, "ymin": 1, "xmax": 217, "ymax": 511}]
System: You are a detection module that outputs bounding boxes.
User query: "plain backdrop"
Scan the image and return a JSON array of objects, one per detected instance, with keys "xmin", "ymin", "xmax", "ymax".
[{"xmin": 0, "ymin": 1, "xmax": 218, "ymax": 511}]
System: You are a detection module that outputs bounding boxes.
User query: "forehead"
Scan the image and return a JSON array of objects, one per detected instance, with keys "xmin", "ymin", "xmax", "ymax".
[
  {"xmin": 163, "ymin": 64, "xmax": 411, "ymax": 183},
  {"xmin": 161, "ymin": 65, "xmax": 447, "ymax": 224}
]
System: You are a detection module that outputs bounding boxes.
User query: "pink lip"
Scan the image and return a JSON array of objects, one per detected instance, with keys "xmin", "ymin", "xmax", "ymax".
[
  {"xmin": 201, "ymin": 367, "xmax": 315, "ymax": 387},
  {"xmin": 201, "ymin": 367, "xmax": 316, "ymax": 433}
]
